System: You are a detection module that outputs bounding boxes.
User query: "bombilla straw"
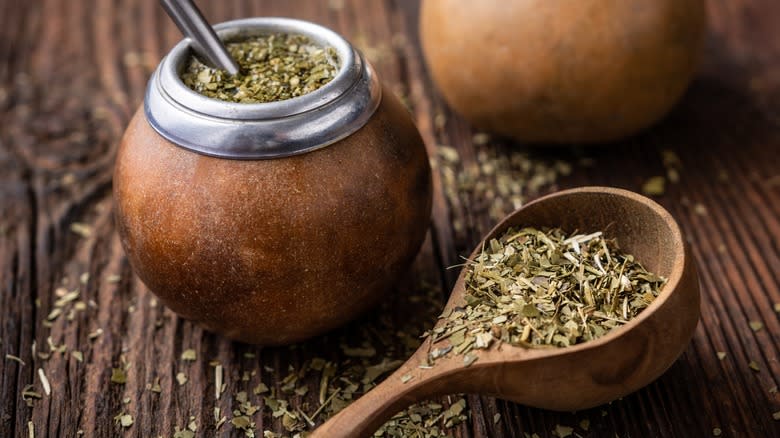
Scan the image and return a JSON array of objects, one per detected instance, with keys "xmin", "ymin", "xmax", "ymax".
[{"xmin": 159, "ymin": 0, "xmax": 240, "ymax": 75}]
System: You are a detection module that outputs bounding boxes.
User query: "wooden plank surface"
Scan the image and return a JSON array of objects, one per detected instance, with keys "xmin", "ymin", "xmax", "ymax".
[{"xmin": 1, "ymin": 0, "xmax": 779, "ymax": 436}]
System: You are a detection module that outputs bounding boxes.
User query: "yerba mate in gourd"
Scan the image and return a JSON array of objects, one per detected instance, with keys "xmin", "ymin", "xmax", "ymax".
[
  {"xmin": 114, "ymin": 18, "xmax": 432, "ymax": 345},
  {"xmin": 182, "ymin": 33, "xmax": 339, "ymax": 103}
]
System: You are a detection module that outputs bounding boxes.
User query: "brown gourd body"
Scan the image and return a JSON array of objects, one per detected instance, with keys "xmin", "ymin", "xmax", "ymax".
[
  {"xmin": 420, "ymin": 0, "xmax": 707, "ymax": 143},
  {"xmin": 114, "ymin": 88, "xmax": 432, "ymax": 345}
]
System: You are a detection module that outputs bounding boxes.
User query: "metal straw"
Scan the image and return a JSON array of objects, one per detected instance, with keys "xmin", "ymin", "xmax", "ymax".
[{"xmin": 159, "ymin": 0, "xmax": 240, "ymax": 75}]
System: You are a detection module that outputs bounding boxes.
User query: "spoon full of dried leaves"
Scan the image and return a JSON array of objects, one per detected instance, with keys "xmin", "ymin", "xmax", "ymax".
[{"xmin": 311, "ymin": 186, "xmax": 700, "ymax": 438}]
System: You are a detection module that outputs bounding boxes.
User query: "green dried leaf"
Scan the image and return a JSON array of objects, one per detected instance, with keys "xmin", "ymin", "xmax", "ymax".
[
  {"xmin": 642, "ymin": 176, "xmax": 666, "ymax": 196},
  {"xmin": 231, "ymin": 415, "xmax": 251, "ymax": 429},
  {"xmin": 114, "ymin": 413, "xmax": 133, "ymax": 428},
  {"xmin": 554, "ymin": 424, "xmax": 574, "ymax": 438},
  {"xmin": 253, "ymin": 382, "xmax": 269, "ymax": 395},
  {"xmin": 110, "ymin": 368, "xmax": 127, "ymax": 385},
  {"xmin": 69, "ymin": 223, "xmax": 93, "ymax": 238},
  {"xmin": 173, "ymin": 428, "xmax": 195, "ymax": 438}
]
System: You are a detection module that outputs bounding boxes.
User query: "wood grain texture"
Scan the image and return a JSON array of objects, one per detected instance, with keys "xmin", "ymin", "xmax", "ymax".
[{"xmin": 0, "ymin": 0, "xmax": 778, "ymax": 437}]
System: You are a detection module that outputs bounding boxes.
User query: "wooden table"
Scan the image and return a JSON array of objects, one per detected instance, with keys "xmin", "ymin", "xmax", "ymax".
[{"xmin": 1, "ymin": 1, "xmax": 778, "ymax": 437}]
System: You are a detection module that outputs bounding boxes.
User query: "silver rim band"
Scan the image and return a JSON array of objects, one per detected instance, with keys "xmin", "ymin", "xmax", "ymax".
[{"xmin": 144, "ymin": 17, "xmax": 382, "ymax": 159}]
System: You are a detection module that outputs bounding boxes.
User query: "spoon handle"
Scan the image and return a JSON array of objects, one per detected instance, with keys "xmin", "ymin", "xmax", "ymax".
[{"xmin": 159, "ymin": 0, "xmax": 240, "ymax": 75}]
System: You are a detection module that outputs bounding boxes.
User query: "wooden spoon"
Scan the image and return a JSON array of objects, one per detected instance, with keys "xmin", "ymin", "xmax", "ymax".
[{"xmin": 312, "ymin": 186, "xmax": 700, "ymax": 438}]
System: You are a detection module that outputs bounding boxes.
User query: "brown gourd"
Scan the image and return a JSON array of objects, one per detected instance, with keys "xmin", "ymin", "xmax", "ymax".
[
  {"xmin": 420, "ymin": 0, "xmax": 707, "ymax": 143},
  {"xmin": 114, "ymin": 89, "xmax": 432, "ymax": 345}
]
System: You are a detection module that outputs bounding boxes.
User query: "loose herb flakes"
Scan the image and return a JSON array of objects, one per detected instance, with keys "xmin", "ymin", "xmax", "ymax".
[
  {"xmin": 37, "ymin": 369, "xmax": 51, "ymax": 396},
  {"xmin": 642, "ymin": 176, "xmax": 666, "ymax": 196},
  {"xmin": 181, "ymin": 33, "xmax": 338, "ymax": 103},
  {"xmin": 376, "ymin": 397, "xmax": 467, "ymax": 437},
  {"xmin": 553, "ymin": 424, "xmax": 574, "ymax": 438},
  {"xmin": 435, "ymin": 142, "xmax": 574, "ymax": 232},
  {"xmin": 181, "ymin": 349, "xmax": 197, "ymax": 361},
  {"xmin": 69, "ymin": 222, "xmax": 93, "ymax": 238},
  {"xmin": 114, "ymin": 413, "xmax": 134, "ymax": 428},
  {"xmin": 111, "ymin": 367, "xmax": 128, "ymax": 384},
  {"xmin": 203, "ymin": 282, "xmax": 462, "ymax": 437},
  {"xmin": 6, "ymin": 354, "xmax": 25, "ymax": 366},
  {"xmin": 424, "ymin": 227, "xmax": 666, "ymax": 366},
  {"xmin": 173, "ymin": 428, "xmax": 195, "ymax": 438},
  {"xmin": 662, "ymin": 149, "xmax": 683, "ymax": 184}
]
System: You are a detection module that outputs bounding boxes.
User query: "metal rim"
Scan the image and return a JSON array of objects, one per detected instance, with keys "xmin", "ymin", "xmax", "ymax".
[{"xmin": 144, "ymin": 17, "xmax": 382, "ymax": 159}]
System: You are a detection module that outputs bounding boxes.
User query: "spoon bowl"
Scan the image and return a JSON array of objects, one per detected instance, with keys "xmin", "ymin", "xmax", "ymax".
[{"xmin": 312, "ymin": 186, "xmax": 700, "ymax": 437}]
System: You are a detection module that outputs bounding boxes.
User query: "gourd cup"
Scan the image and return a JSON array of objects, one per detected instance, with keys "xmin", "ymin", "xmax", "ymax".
[
  {"xmin": 420, "ymin": 0, "xmax": 707, "ymax": 144},
  {"xmin": 114, "ymin": 18, "xmax": 432, "ymax": 345}
]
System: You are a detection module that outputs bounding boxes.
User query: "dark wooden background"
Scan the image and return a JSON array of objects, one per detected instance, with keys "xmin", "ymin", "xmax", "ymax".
[{"xmin": 1, "ymin": 0, "xmax": 779, "ymax": 437}]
